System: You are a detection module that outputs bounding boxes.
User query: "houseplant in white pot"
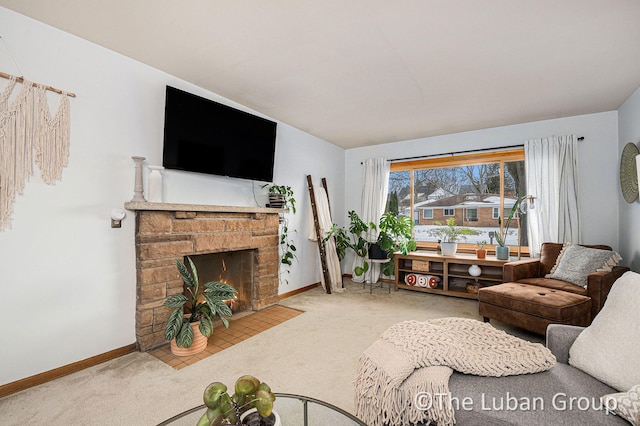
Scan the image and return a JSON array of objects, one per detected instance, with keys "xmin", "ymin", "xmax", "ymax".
[
  {"xmin": 198, "ymin": 375, "xmax": 279, "ymax": 426},
  {"xmin": 429, "ymin": 218, "xmax": 478, "ymax": 255},
  {"xmin": 164, "ymin": 257, "xmax": 237, "ymax": 356}
]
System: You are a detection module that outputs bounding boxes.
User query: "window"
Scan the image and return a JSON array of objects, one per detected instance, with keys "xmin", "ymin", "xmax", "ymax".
[
  {"xmin": 492, "ymin": 207, "xmax": 510, "ymax": 219},
  {"xmin": 387, "ymin": 149, "xmax": 527, "ymax": 252}
]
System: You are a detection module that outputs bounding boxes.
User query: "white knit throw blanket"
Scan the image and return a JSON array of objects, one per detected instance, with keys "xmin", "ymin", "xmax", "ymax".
[{"xmin": 354, "ymin": 318, "xmax": 556, "ymax": 426}]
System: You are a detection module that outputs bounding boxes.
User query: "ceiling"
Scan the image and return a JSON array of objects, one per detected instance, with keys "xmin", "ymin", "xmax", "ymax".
[{"xmin": 2, "ymin": 1, "xmax": 640, "ymax": 149}]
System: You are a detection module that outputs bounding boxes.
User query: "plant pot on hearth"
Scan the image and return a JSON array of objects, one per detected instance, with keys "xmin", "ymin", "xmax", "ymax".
[
  {"xmin": 164, "ymin": 257, "xmax": 238, "ymax": 357},
  {"xmin": 170, "ymin": 321, "xmax": 208, "ymax": 356}
]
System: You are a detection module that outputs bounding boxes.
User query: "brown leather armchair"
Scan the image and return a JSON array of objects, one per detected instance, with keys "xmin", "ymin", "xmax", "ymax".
[{"xmin": 502, "ymin": 242, "xmax": 629, "ymax": 320}]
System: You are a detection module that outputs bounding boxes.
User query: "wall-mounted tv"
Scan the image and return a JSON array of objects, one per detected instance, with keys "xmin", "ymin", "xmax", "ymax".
[{"xmin": 162, "ymin": 86, "xmax": 277, "ymax": 182}]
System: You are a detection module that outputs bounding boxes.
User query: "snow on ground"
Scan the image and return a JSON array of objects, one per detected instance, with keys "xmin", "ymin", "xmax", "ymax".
[{"xmin": 414, "ymin": 225, "xmax": 521, "ymax": 246}]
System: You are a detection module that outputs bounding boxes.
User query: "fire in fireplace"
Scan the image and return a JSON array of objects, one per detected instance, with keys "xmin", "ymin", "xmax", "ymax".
[{"xmin": 186, "ymin": 250, "xmax": 255, "ymax": 315}]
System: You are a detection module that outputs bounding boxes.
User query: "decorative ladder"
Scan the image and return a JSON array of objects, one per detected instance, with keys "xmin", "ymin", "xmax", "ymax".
[{"xmin": 306, "ymin": 175, "xmax": 340, "ymax": 294}]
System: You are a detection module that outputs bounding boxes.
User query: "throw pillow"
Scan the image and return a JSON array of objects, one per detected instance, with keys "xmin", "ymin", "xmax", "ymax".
[
  {"xmin": 547, "ymin": 243, "xmax": 571, "ymax": 275},
  {"xmin": 569, "ymin": 271, "xmax": 640, "ymax": 391},
  {"xmin": 548, "ymin": 244, "xmax": 621, "ymax": 288},
  {"xmin": 602, "ymin": 384, "xmax": 640, "ymax": 426}
]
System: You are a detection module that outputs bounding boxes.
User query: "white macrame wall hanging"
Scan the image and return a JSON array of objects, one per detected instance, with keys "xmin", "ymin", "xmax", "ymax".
[{"xmin": 0, "ymin": 72, "xmax": 74, "ymax": 231}]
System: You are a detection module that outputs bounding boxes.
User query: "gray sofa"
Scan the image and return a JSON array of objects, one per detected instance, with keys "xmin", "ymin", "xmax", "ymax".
[{"xmin": 447, "ymin": 324, "xmax": 627, "ymax": 425}]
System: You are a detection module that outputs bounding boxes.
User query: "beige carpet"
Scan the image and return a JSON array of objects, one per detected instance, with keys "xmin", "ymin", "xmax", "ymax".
[{"xmin": 0, "ymin": 280, "xmax": 540, "ymax": 425}]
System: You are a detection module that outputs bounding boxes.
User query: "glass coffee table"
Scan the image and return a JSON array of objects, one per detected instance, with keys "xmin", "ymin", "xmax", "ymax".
[{"xmin": 158, "ymin": 393, "xmax": 367, "ymax": 426}]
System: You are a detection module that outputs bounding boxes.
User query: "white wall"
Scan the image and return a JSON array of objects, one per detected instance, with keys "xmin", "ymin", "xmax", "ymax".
[
  {"xmin": 345, "ymin": 111, "xmax": 621, "ymax": 256},
  {"xmin": 617, "ymin": 86, "xmax": 640, "ymax": 271},
  {"xmin": 0, "ymin": 7, "xmax": 344, "ymax": 386}
]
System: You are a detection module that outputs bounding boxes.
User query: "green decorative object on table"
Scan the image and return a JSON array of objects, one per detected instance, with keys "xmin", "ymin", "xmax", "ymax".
[{"xmin": 198, "ymin": 375, "xmax": 278, "ymax": 426}]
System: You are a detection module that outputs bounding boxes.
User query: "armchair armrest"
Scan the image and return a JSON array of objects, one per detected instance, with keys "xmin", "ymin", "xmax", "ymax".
[
  {"xmin": 503, "ymin": 258, "xmax": 541, "ymax": 282},
  {"xmin": 586, "ymin": 265, "xmax": 630, "ymax": 319},
  {"xmin": 546, "ymin": 324, "xmax": 585, "ymax": 364}
]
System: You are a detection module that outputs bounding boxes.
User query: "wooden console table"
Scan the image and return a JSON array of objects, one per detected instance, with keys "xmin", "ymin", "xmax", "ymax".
[{"xmin": 394, "ymin": 252, "xmax": 510, "ymax": 299}]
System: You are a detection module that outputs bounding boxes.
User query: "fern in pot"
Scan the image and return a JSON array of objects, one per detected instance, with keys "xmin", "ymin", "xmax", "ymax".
[{"xmin": 164, "ymin": 257, "xmax": 237, "ymax": 356}]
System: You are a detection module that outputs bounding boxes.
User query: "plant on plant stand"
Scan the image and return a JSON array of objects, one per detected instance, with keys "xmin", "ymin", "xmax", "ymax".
[
  {"xmin": 324, "ymin": 211, "xmax": 417, "ymax": 279},
  {"xmin": 376, "ymin": 212, "xmax": 417, "ymax": 276},
  {"xmin": 322, "ymin": 210, "xmax": 374, "ymax": 279},
  {"xmin": 428, "ymin": 218, "xmax": 479, "ymax": 255},
  {"xmin": 164, "ymin": 257, "xmax": 238, "ymax": 356},
  {"xmin": 199, "ymin": 375, "xmax": 279, "ymax": 426},
  {"xmin": 495, "ymin": 196, "xmax": 525, "ymax": 260}
]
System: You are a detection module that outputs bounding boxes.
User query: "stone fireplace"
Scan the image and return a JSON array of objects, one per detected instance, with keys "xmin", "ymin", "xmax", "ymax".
[{"xmin": 125, "ymin": 202, "xmax": 282, "ymax": 351}]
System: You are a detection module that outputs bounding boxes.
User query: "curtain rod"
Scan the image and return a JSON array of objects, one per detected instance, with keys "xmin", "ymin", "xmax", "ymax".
[
  {"xmin": 0, "ymin": 71, "xmax": 76, "ymax": 98},
  {"xmin": 385, "ymin": 137, "xmax": 584, "ymax": 163}
]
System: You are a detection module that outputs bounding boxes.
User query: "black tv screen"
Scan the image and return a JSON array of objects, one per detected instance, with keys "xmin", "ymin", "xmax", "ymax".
[{"xmin": 162, "ymin": 86, "xmax": 277, "ymax": 182}]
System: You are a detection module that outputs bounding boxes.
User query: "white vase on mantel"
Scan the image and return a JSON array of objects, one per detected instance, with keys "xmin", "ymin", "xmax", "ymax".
[{"xmin": 147, "ymin": 165, "xmax": 164, "ymax": 203}]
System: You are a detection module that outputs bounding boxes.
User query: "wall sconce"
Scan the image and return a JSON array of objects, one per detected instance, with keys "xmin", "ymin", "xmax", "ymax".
[
  {"xmin": 520, "ymin": 195, "xmax": 535, "ymax": 213},
  {"xmin": 111, "ymin": 208, "xmax": 126, "ymax": 228}
]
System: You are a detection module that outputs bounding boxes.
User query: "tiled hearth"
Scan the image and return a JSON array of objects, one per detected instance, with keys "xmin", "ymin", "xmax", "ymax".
[
  {"xmin": 149, "ymin": 305, "xmax": 302, "ymax": 369},
  {"xmin": 125, "ymin": 202, "xmax": 284, "ymax": 351}
]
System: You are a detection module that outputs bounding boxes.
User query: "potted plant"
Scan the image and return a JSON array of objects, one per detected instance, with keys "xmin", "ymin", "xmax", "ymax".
[
  {"xmin": 263, "ymin": 184, "xmax": 296, "ymax": 213},
  {"xmin": 428, "ymin": 218, "xmax": 478, "ymax": 255},
  {"xmin": 324, "ymin": 211, "xmax": 417, "ymax": 278},
  {"xmin": 322, "ymin": 211, "xmax": 374, "ymax": 278},
  {"xmin": 346, "ymin": 210, "xmax": 376, "ymax": 277},
  {"xmin": 164, "ymin": 257, "xmax": 238, "ymax": 356},
  {"xmin": 495, "ymin": 196, "xmax": 524, "ymax": 260},
  {"xmin": 476, "ymin": 240, "xmax": 487, "ymax": 259},
  {"xmin": 376, "ymin": 212, "xmax": 417, "ymax": 276},
  {"xmin": 198, "ymin": 375, "xmax": 279, "ymax": 426},
  {"xmin": 262, "ymin": 184, "xmax": 297, "ymax": 285}
]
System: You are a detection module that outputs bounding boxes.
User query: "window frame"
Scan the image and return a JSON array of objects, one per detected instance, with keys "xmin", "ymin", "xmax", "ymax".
[
  {"xmin": 389, "ymin": 148, "xmax": 528, "ymax": 255},
  {"xmin": 465, "ymin": 208, "xmax": 478, "ymax": 222},
  {"xmin": 443, "ymin": 208, "xmax": 455, "ymax": 217},
  {"xmin": 422, "ymin": 208, "xmax": 433, "ymax": 219}
]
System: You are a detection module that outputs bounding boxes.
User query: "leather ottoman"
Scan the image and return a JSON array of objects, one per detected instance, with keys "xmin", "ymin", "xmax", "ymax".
[{"xmin": 478, "ymin": 282, "xmax": 592, "ymax": 335}]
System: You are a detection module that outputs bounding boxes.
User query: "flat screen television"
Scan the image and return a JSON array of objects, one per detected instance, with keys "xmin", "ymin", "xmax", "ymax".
[{"xmin": 162, "ymin": 86, "xmax": 277, "ymax": 182}]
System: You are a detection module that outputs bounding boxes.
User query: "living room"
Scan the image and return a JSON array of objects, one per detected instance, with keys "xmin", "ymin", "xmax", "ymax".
[{"xmin": 1, "ymin": 2, "xmax": 639, "ymax": 425}]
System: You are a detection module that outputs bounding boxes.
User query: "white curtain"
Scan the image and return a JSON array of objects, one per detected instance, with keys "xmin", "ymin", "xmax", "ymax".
[
  {"xmin": 352, "ymin": 158, "xmax": 390, "ymax": 283},
  {"xmin": 525, "ymin": 135, "xmax": 581, "ymax": 257}
]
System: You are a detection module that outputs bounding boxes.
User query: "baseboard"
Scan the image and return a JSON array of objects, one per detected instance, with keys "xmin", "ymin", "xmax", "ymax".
[
  {"xmin": 278, "ymin": 282, "xmax": 320, "ymax": 300},
  {"xmin": 0, "ymin": 344, "xmax": 136, "ymax": 398}
]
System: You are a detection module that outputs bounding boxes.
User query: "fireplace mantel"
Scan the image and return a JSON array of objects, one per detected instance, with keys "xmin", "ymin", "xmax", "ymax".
[
  {"xmin": 125, "ymin": 201, "xmax": 284, "ymax": 214},
  {"xmin": 127, "ymin": 202, "xmax": 283, "ymax": 351}
]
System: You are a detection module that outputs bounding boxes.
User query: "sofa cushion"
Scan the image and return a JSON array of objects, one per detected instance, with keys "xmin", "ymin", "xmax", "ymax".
[
  {"xmin": 569, "ymin": 271, "xmax": 640, "ymax": 391},
  {"xmin": 548, "ymin": 244, "xmax": 621, "ymax": 288},
  {"xmin": 515, "ymin": 277, "xmax": 588, "ymax": 295},
  {"xmin": 449, "ymin": 363, "xmax": 625, "ymax": 425},
  {"xmin": 479, "ymin": 283, "xmax": 591, "ymax": 321},
  {"xmin": 602, "ymin": 384, "xmax": 640, "ymax": 426}
]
